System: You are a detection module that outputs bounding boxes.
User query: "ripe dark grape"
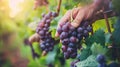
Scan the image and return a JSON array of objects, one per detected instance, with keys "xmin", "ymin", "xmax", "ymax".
[
  {"xmin": 36, "ymin": 12, "xmax": 58, "ymax": 54},
  {"xmin": 62, "ymin": 24, "xmax": 69, "ymax": 32},
  {"xmin": 51, "ymin": 12, "xmax": 58, "ymax": 17},
  {"xmin": 68, "ymin": 43, "xmax": 75, "ymax": 48},
  {"xmin": 60, "ymin": 32, "xmax": 68, "ymax": 39},
  {"xmin": 62, "ymin": 45, "xmax": 67, "ymax": 52},
  {"xmin": 71, "ymin": 31, "xmax": 77, "ymax": 37},
  {"xmin": 40, "ymin": 44, "xmax": 45, "ymax": 50},
  {"xmin": 77, "ymin": 27, "xmax": 83, "ymax": 33},
  {"xmin": 57, "ymin": 21, "xmax": 92, "ymax": 59},
  {"xmin": 96, "ymin": 54, "xmax": 106, "ymax": 64},
  {"xmin": 39, "ymin": 30, "xmax": 45, "ymax": 35},
  {"xmin": 64, "ymin": 52, "xmax": 70, "ymax": 59},
  {"xmin": 70, "ymin": 36, "xmax": 78, "ymax": 43},
  {"xmin": 87, "ymin": 26, "xmax": 92, "ymax": 32},
  {"xmin": 67, "ymin": 47, "xmax": 73, "ymax": 53},
  {"xmin": 70, "ymin": 52, "xmax": 77, "ymax": 59},
  {"xmin": 57, "ymin": 27, "xmax": 62, "ymax": 34}
]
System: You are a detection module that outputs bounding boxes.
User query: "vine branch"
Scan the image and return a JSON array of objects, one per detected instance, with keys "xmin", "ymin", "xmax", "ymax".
[{"xmin": 57, "ymin": 0, "xmax": 62, "ymax": 14}]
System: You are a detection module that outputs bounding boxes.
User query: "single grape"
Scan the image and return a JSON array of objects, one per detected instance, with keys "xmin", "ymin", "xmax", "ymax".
[
  {"xmin": 39, "ymin": 30, "xmax": 45, "ymax": 35},
  {"xmin": 57, "ymin": 27, "xmax": 62, "ymax": 34},
  {"xmin": 60, "ymin": 32, "xmax": 68, "ymax": 40},
  {"xmin": 87, "ymin": 26, "xmax": 92, "ymax": 32},
  {"xmin": 70, "ymin": 52, "xmax": 77, "ymax": 59},
  {"xmin": 83, "ymin": 30, "xmax": 89, "ymax": 38},
  {"xmin": 67, "ymin": 47, "xmax": 73, "ymax": 54},
  {"xmin": 41, "ymin": 13, "xmax": 45, "ymax": 17},
  {"xmin": 44, "ymin": 24, "xmax": 50, "ymax": 27},
  {"xmin": 62, "ymin": 38, "xmax": 69, "ymax": 45},
  {"xmin": 64, "ymin": 52, "xmax": 70, "ymax": 59},
  {"xmin": 71, "ymin": 31, "xmax": 77, "ymax": 37},
  {"xmin": 43, "ymin": 28, "xmax": 48, "ymax": 31},
  {"xmin": 77, "ymin": 34, "xmax": 83, "ymax": 40},
  {"xmin": 48, "ymin": 12, "xmax": 52, "ymax": 16},
  {"xmin": 52, "ymin": 12, "xmax": 58, "ymax": 17},
  {"xmin": 40, "ymin": 44, "xmax": 45, "ymax": 50},
  {"xmin": 62, "ymin": 45, "xmax": 67, "ymax": 52},
  {"xmin": 70, "ymin": 36, "xmax": 78, "ymax": 43},
  {"xmin": 83, "ymin": 21, "xmax": 89, "ymax": 27},
  {"xmin": 77, "ymin": 27, "xmax": 83, "ymax": 33},
  {"xmin": 62, "ymin": 24, "xmax": 69, "ymax": 32},
  {"xmin": 68, "ymin": 43, "xmax": 75, "ymax": 48},
  {"xmin": 45, "ymin": 43, "xmax": 50, "ymax": 47},
  {"xmin": 96, "ymin": 54, "xmax": 106, "ymax": 64},
  {"xmin": 45, "ymin": 14, "xmax": 50, "ymax": 19}
]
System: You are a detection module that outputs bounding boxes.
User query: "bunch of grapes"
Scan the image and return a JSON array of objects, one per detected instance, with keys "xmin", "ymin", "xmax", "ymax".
[
  {"xmin": 36, "ymin": 12, "xmax": 58, "ymax": 54},
  {"xmin": 57, "ymin": 21, "xmax": 92, "ymax": 59}
]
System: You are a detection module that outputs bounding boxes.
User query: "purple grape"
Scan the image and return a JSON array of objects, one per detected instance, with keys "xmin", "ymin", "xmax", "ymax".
[
  {"xmin": 67, "ymin": 47, "xmax": 73, "ymax": 54},
  {"xmin": 71, "ymin": 31, "xmax": 77, "ymax": 37},
  {"xmin": 77, "ymin": 34, "xmax": 83, "ymax": 40},
  {"xmin": 39, "ymin": 30, "xmax": 45, "ymax": 35},
  {"xmin": 77, "ymin": 27, "xmax": 83, "ymax": 33},
  {"xmin": 60, "ymin": 32, "xmax": 68, "ymax": 40},
  {"xmin": 68, "ymin": 43, "xmax": 75, "ymax": 48},
  {"xmin": 48, "ymin": 12, "xmax": 52, "ymax": 16},
  {"xmin": 52, "ymin": 12, "xmax": 58, "ymax": 17},
  {"xmin": 70, "ymin": 36, "xmax": 78, "ymax": 43},
  {"xmin": 41, "ymin": 13, "xmax": 45, "ymax": 17},
  {"xmin": 45, "ymin": 43, "xmax": 50, "ymax": 47},
  {"xmin": 46, "ymin": 19, "xmax": 51, "ymax": 24},
  {"xmin": 83, "ymin": 30, "xmax": 89, "ymax": 37},
  {"xmin": 62, "ymin": 38, "xmax": 69, "ymax": 45},
  {"xmin": 87, "ymin": 26, "xmax": 92, "ymax": 32},
  {"xmin": 70, "ymin": 52, "xmax": 77, "ymax": 59},
  {"xmin": 62, "ymin": 24, "xmax": 69, "ymax": 32},
  {"xmin": 45, "ymin": 14, "xmax": 50, "ymax": 19},
  {"xmin": 44, "ymin": 24, "xmax": 50, "ymax": 27},
  {"xmin": 96, "ymin": 54, "xmax": 106, "ymax": 64},
  {"xmin": 83, "ymin": 21, "xmax": 89, "ymax": 27},
  {"xmin": 62, "ymin": 45, "xmax": 67, "ymax": 52},
  {"xmin": 43, "ymin": 28, "xmax": 48, "ymax": 31},
  {"xmin": 40, "ymin": 44, "xmax": 45, "ymax": 50},
  {"xmin": 64, "ymin": 52, "xmax": 70, "ymax": 59},
  {"xmin": 57, "ymin": 27, "xmax": 62, "ymax": 34}
]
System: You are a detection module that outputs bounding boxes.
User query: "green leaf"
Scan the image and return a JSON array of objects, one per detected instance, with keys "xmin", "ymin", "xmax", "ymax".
[
  {"xmin": 32, "ymin": 42, "xmax": 42, "ymax": 55},
  {"xmin": 85, "ymin": 29, "xmax": 105, "ymax": 47},
  {"xmin": 76, "ymin": 55, "xmax": 98, "ymax": 67},
  {"xmin": 79, "ymin": 47, "xmax": 92, "ymax": 61},
  {"xmin": 91, "ymin": 43, "xmax": 107, "ymax": 55}
]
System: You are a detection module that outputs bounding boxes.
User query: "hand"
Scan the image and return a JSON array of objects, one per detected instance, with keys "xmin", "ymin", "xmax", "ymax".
[
  {"xmin": 55, "ymin": 0, "xmax": 110, "ymax": 37},
  {"xmin": 55, "ymin": 5, "xmax": 97, "ymax": 37}
]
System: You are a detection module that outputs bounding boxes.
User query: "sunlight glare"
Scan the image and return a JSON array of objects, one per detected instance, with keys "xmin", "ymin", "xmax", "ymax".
[{"xmin": 9, "ymin": 0, "xmax": 25, "ymax": 18}]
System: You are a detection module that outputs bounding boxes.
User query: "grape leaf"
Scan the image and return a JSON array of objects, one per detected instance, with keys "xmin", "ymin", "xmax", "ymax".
[
  {"xmin": 76, "ymin": 55, "xmax": 98, "ymax": 67},
  {"xmin": 79, "ymin": 47, "xmax": 92, "ymax": 61},
  {"xmin": 91, "ymin": 43, "xmax": 107, "ymax": 55},
  {"xmin": 85, "ymin": 29, "xmax": 105, "ymax": 47}
]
